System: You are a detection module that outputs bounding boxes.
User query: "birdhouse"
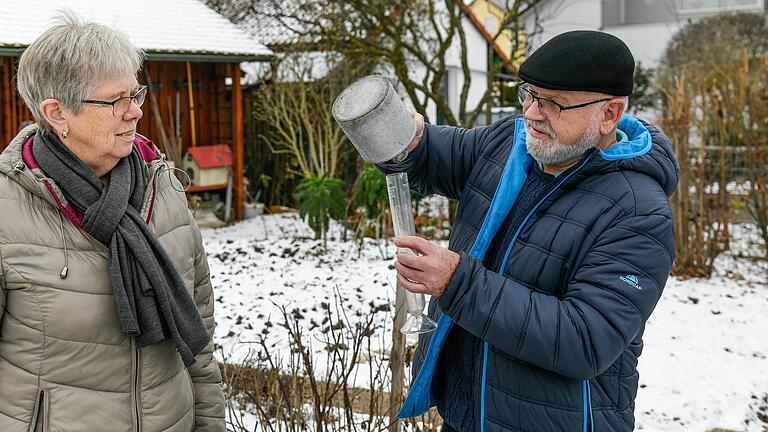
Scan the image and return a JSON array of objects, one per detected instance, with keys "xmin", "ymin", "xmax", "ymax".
[{"xmin": 183, "ymin": 145, "xmax": 233, "ymax": 187}]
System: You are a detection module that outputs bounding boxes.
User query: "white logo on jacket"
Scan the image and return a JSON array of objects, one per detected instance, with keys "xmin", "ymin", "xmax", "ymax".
[{"xmin": 619, "ymin": 275, "xmax": 642, "ymax": 290}]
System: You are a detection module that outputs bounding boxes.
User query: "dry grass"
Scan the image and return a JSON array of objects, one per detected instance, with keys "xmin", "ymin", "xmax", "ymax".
[{"xmin": 220, "ymin": 361, "xmax": 391, "ymax": 416}]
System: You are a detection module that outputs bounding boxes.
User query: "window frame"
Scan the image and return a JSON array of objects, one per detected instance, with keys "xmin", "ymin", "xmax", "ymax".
[{"xmin": 678, "ymin": 0, "xmax": 764, "ymax": 14}]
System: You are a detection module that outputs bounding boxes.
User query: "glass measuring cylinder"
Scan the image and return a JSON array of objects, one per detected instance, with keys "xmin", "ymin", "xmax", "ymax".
[{"xmin": 386, "ymin": 172, "xmax": 438, "ymax": 335}]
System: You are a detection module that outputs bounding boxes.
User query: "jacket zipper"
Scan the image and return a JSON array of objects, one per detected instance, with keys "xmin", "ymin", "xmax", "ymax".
[
  {"xmin": 32, "ymin": 389, "xmax": 46, "ymax": 432},
  {"xmin": 584, "ymin": 380, "xmax": 594, "ymax": 432},
  {"xmin": 479, "ymin": 154, "xmax": 594, "ymax": 432},
  {"xmin": 132, "ymin": 340, "xmax": 141, "ymax": 432},
  {"xmin": 139, "ymin": 162, "xmax": 162, "ymax": 223}
]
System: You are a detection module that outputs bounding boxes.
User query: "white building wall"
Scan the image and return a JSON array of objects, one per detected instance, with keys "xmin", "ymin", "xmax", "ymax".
[
  {"xmin": 523, "ymin": 0, "xmax": 602, "ymax": 50},
  {"xmin": 605, "ymin": 22, "xmax": 681, "ymax": 66},
  {"xmin": 406, "ymin": 15, "xmax": 491, "ymax": 125},
  {"xmin": 449, "ymin": 16, "xmax": 492, "ymax": 123},
  {"xmin": 524, "ymin": 0, "xmax": 766, "ymax": 67}
]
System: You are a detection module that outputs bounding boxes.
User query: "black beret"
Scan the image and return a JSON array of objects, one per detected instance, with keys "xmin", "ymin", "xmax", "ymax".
[{"xmin": 518, "ymin": 30, "xmax": 635, "ymax": 96}]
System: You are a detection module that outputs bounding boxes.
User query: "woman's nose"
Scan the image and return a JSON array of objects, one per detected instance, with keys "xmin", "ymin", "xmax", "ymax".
[{"xmin": 124, "ymin": 100, "xmax": 143, "ymax": 121}]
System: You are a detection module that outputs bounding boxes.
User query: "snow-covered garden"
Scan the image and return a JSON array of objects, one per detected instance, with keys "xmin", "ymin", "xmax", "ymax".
[{"xmin": 204, "ymin": 212, "xmax": 768, "ymax": 432}]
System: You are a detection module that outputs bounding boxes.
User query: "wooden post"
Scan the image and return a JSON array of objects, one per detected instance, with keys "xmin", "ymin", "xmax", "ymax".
[
  {"xmin": 389, "ymin": 285, "xmax": 406, "ymax": 432},
  {"xmin": 230, "ymin": 62, "xmax": 244, "ymax": 221},
  {"xmin": 486, "ymin": 42, "xmax": 493, "ymax": 126},
  {"xmin": 186, "ymin": 61, "xmax": 197, "ymax": 147}
]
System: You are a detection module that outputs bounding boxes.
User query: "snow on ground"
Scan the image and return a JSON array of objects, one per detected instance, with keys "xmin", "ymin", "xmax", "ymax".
[
  {"xmin": 203, "ymin": 213, "xmax": 768, "ymax": 432},
  {"xmin": 635, "ymin": 225, "xmax": 768, "ymax": 431},
  {"xmin": 203, "ymin": 212, "xmax": 408, "ymax": 388},
  {"xmin": 635, "ymin": 263, "xmax": 768, "ymax": 430}
]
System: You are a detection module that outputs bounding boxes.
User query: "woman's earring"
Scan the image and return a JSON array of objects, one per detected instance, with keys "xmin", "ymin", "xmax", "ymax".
[{"xmin": 62, "ymin": 129, "xmax": 68, "ymax": 138}]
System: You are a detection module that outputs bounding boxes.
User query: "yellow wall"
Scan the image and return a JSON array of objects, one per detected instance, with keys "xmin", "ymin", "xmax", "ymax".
[{"xmin": 468, "ymin": 0, "xmax": 527, "ymax": 70}]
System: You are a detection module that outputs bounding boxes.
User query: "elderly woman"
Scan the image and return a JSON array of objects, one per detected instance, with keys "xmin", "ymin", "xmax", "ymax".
[{"xmin": 0, "ymin": 14, "xmax": 225, "ymax": 432}]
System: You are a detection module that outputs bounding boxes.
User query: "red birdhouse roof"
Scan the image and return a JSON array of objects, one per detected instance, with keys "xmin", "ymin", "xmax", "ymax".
[{"xmin": 186, "ymin": 145, "xmax": 233, "ymax": 169}]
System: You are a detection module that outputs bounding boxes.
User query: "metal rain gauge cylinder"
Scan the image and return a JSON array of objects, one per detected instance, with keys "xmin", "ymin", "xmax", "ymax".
[{"xmin": 386, "ymin": 172, "xmax": 438, "ymax": 335}]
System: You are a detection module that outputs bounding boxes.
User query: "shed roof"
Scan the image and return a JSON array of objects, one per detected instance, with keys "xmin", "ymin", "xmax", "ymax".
[
  {"xmin": 0, "ymin": 0, "xmax": 273, "ymax": 62},
  {"xmin": 186, "ymin": 144, "xmax": 233, "ymax": 168}
]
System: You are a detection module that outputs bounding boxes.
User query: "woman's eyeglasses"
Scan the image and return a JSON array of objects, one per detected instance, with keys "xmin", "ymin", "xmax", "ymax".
[{"xmin": 81, "ymin": 85, "xmax": 148, "ymax": 117}]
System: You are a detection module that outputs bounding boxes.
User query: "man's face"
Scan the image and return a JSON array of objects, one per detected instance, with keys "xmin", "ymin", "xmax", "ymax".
[{"xmin": 522, "ymin": 85, "xmax": 606, "ymax": 166}]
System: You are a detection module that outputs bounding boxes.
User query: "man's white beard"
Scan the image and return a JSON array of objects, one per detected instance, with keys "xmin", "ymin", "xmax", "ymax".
[{"xmin": 525, "ymin": 118, "xmax": 601, "ymax": 166}]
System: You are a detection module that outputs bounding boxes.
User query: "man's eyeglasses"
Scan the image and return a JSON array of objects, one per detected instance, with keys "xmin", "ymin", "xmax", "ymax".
[
  {"xmin": 517, "ymin": 83, "xmax": 612, "ymax": 120},
  {"xmin": 81, "ymin": 85, "xmax": 148, "ymax": 117}
]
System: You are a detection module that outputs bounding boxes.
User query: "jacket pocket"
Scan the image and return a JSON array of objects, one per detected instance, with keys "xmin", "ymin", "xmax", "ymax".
[{"xmin": 28, "ymin": 389, "xmax": 48, "ymax": 432}]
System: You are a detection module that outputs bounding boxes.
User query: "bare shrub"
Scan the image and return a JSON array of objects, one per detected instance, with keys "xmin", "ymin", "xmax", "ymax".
[
  {"xmin": 658, "ymin": 13, "xmax": 768, "ymax": 277},
  {"xmin": 219, "ymin": 291, "xmax": 442, "ymax": 432}
]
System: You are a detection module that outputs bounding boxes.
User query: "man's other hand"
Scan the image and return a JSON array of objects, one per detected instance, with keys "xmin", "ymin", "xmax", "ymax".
[{"xmin": 393, "ymin": 236, "xmax": 460, "ymax": 297}]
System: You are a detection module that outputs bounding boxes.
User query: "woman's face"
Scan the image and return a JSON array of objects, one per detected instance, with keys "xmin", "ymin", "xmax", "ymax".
[{"xmin": 63, "ymin": 75, "xmax": 144, "ymax": 176}]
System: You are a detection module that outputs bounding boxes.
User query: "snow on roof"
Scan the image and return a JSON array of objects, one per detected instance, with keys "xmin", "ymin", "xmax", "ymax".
[
  {"xmin": 0, "ymin": 0, "xmax": 273, "ymax": 60},
  {"xmin": 186, "ymin": 144, "xmax": 232, "ymax": 168}
]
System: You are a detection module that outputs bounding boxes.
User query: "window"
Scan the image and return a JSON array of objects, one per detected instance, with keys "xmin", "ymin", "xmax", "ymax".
[
  {"xmin": 602, "ymin": 0, "xmax": 678, "ymax": 26},
  {"xmin": 603, "ymin": 0, "xmax": 763, "ymax": 26},
  {"xmin": 679, "ymin": 0, "xmax": 763, "ymax": 12}
]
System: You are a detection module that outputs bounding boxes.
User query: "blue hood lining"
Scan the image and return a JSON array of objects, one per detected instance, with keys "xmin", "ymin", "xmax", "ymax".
[{"xmin": 599, "ymin": 114, "xmax": 652, "ymax": 161}]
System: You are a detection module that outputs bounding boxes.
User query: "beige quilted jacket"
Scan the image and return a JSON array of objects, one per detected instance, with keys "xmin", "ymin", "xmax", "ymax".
[{"xmin": 0, "ymin": 125, "xmax": 225, "ymax": 432}]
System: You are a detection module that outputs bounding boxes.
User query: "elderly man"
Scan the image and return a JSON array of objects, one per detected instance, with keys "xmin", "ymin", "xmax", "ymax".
[{"xmin": 380, "ymin": 31, "xmax": 679, "ymax": 432}]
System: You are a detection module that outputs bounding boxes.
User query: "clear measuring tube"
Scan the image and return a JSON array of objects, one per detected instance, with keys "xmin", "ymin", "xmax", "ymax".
[{"xmin": 386, "ymin": 172, "xmax": 438, "ymax": 335}]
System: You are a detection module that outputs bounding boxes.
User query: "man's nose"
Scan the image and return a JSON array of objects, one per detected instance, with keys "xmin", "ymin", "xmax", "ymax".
[{"xmin": 523, "ymin": 99, "xmax": 546, "ymax": 122}]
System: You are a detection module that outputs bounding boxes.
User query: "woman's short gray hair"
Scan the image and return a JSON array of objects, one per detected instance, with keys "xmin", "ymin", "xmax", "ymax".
[{"xmin": 16, "ymin": 10, "xmax": 145, "ymax": 133}]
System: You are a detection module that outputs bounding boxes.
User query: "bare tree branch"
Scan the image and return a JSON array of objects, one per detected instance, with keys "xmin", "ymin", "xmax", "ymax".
[{"xmin": 210, "ymin": 0, "xmax": 544, "ymax": 127}]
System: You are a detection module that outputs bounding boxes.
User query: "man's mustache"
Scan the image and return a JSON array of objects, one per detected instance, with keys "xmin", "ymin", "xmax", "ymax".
[{"xmin": 525, "ymin": 120, "xmax": 556, "ymax": 139}]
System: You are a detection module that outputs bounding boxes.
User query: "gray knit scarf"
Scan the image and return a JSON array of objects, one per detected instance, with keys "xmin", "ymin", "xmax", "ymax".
[{"xmin": 32, "ymin": 132, "xmax": 208, "ymax": 366}]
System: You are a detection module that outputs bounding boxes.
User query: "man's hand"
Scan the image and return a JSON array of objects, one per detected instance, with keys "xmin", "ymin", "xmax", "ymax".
[
  {"xmin": 393, "ymin": 236, "xmax": 460, "ymax": 297},
  {"xmin": 407, "ymin": 111, "xmax": 425, "ymax": 152}
]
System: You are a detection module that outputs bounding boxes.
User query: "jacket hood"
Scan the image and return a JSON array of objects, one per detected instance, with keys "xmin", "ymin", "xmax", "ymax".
[
  {"xmin": 589, "ymin": 114, "xmax": 680, "ymax": 197},
  {"xmin": 0, "ymin": 124, "xmax": 52, "ymax": 203}
]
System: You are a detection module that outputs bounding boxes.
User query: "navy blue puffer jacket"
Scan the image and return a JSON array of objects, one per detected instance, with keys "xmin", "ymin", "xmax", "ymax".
[{"xmin": 378, "ymin": 115, "xmax": 679, "ymax": 432}]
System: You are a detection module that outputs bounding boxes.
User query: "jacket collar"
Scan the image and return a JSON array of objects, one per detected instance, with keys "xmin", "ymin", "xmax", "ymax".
[{"xmin": 1, "ymin": 124, "xmax": 165, "ymax": 226}]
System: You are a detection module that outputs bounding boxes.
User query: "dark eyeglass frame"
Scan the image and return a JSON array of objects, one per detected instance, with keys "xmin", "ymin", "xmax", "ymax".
[
  {"xmin": 517, "ymin": 83, "xmax": 613, "ymax": 119},
  {"xmin": 81, "ymin": 85, "xmax": 148, "ymax": 117}
]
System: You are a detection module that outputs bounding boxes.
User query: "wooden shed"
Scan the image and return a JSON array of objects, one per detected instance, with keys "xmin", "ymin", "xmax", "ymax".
[{"xmin": 0, "ymin": 0, "xmax": 272, "ymax": 220}]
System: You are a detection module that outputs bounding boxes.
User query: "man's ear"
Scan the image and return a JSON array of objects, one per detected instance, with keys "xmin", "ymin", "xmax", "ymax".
[
  {"xmin": 599, "ymin": 98, "xmax": 626, "ymax": 135},
  {"xmin": 39, "ymin": 99, "xmax": 69, "ymax": 134}
]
